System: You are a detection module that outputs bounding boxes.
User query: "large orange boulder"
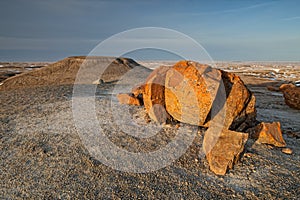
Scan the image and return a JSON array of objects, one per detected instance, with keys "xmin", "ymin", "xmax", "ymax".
[
  {"xmin": 279, "ymin": 84, "xmax": 300, "ymax": 110},
  {"xmin": 142, "ymin": 66, "xmax": 172, "ymax": 123},
  {"xmin": 164, "ymin": 61, "xmax": 256, "ymax": 130},
  {"xmin": 252, "ymin": 122, "xmax": 286, "ymax": 147},
  {"xmin": 165, "ymin": 61, "xmax": 222, "ymax": 126},
  {"xmin": 205, "ymin": 129, "xmax": 248, "ymax": 175}
]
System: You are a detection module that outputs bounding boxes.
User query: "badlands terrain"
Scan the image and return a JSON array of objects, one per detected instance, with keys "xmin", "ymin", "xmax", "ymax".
[{"xmin": 0, "ymin": 57, "xmax": 299, "ymax": 199}]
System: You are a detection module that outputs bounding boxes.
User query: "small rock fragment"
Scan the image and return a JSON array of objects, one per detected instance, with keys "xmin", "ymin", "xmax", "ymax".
[
  {"xmin": 92, "ymin": 79, "xmax": 104, "ymax": 85},
  {"xmin": 205, "ymin": 129, "xmax": 248, "ymax": 175},
  {"xmin": 252, "ymin": 122, "xmax": 286, "ymax": 147},
  {"xmin": 117, "ymin": 93, "xmax": 141, "ymax": 106},
  {"xmin": 244, "ymin": 152, "xmax": 254, "ymax": 158},
  {"xmin": 131, "ymin": 84, "xmax": 145, "ymax": 97},
  {"xmin": 131, "ymin": 84, "xmax": 145, "ymax": 104},
  {"xmin": 281, "ymin": 148, "xmax": 293, "ymax": 154}
]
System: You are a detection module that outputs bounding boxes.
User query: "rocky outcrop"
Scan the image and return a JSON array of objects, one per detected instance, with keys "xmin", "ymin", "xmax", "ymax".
[
  {"xmin": 252, "ymin": 122, "xmax": 286, "ymax": 147},
  {"xmin": 279, "ymin": 84, "xmax": 300, "ymax": 110},
  {"xmin": 205, "ymin": 129, "xmax": 248, "ymax": 175}
]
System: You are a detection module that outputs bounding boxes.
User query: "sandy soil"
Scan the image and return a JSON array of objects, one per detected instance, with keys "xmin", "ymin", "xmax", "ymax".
[{"xmin": 0, "ymin": 59, "xmax": 299, "ymax": 199}]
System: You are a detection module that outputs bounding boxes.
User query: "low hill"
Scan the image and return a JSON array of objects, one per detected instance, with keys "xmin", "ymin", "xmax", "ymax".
[{"xmin": 0, "ymin": 56, "xmax": 151, "ymax": 91}]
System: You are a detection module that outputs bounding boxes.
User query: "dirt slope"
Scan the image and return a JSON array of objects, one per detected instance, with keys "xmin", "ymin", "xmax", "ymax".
[{"xmin": 0, "ymin": 56, "xmax": 150, "ymax": 91}]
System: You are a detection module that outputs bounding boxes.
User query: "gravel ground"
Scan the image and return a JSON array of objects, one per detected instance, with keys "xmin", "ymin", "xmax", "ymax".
[{"xmin": 1, "ymin": 78, "xmax": 299, "ymax": 199}]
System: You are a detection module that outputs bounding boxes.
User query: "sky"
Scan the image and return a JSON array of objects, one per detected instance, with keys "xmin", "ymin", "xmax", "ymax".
[{"xmin": 0, "ymin": 0, "xmax": 300, "ymax": 61}]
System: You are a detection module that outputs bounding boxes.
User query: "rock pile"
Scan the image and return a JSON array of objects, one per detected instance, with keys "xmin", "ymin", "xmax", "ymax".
[
  {"xmin": 125, "ymin": 61, "xmax": 257, "ymax": 129},
  {"xmin": 118, "ymin": 60, "xmax": 288, "ymax": 175}
]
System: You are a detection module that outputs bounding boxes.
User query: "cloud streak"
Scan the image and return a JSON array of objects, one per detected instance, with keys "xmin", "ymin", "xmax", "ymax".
[
  {"xmin": 215, "ymin": 1, "xmax": 274, "ymax": 14},
  {"xmin": 185, "ymin": 1, "xmax": 275, "ymax": 16},
  {"xmin": 281, "ymin": 16, "xmax": 300, "ymax": 21}
]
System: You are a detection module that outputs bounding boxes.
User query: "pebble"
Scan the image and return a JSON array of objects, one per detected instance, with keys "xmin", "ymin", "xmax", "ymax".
[
  {"xmin": 244, "ymin": 153, "xmax": 254, "ymax": 158},
  {"xmin": 281, "ymin": 148, "xmax": 293, "ymax": 154},
  {"xmin": 163, "ymin": 123, "xmax": 171, "ymax": 128}
]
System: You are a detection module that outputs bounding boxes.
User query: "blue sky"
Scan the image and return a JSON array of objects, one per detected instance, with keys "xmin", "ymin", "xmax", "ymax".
[{"xmin": 0, "ymin": 0, "xmax": 299, "ymax": 61}]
